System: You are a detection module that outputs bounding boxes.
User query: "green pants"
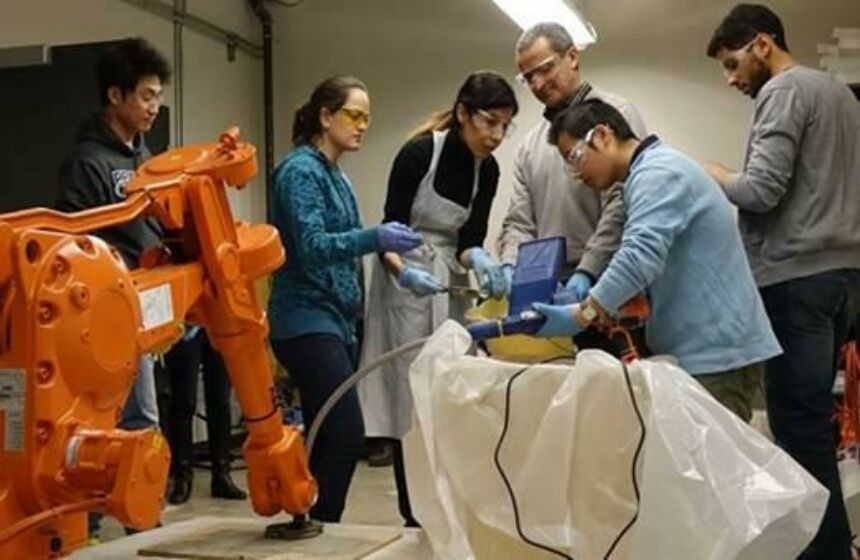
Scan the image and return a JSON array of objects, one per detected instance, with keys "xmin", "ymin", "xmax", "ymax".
[{"xmin": 695, "ymin": 362, "xmax": 764, "ymax": 423}]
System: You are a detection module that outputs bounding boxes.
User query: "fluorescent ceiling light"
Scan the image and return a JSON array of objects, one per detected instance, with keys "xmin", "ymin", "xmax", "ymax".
[{"xmin": 490, "ymin": 0, "xmax": 597, "ymax": 49}]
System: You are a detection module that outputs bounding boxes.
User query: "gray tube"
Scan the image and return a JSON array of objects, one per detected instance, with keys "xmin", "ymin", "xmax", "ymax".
[{"xmin": 305, "ymin": 337, "xmax": 430, "ymax": 460}]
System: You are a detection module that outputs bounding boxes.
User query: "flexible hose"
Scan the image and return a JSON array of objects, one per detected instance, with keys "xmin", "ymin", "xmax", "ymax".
[
  {"xmin": 305, "ymin": 337, "xmax": 430, "ymax": 459},
  {"xmin": 0, "ymin": 498, "xmax": 106, "ymax": 545}
]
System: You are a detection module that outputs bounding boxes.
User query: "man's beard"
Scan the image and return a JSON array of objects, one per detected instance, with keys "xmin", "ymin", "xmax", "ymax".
[{"xmin": 748, "ymin": 61, "xmax": 772, "ymax": 99}]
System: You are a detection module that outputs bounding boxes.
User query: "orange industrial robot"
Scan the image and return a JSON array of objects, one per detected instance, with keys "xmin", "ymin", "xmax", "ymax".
[{"xmin": 0, "ymin": 129, "xmax": 317, "ymax": 558}]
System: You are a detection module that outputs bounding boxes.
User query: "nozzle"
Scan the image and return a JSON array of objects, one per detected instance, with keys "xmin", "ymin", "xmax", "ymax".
[{"xmin": 467, "ymin": 311, "xmax": 546, "ymax": 341}]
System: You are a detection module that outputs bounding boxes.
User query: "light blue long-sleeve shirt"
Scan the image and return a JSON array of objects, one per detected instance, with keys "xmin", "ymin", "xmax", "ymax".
[{"xmin": 589, "ymin": 139, "xmax": 781, "ymax": 374}]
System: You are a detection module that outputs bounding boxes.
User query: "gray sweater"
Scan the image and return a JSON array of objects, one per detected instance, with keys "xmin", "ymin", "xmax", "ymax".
[
  {"xmin": 497, "ymin": 86, "xmax": 647, "ymax": 277},
  {"xmin": 726, "ymin": 65, "xmax": 860, "ymax": 287}
]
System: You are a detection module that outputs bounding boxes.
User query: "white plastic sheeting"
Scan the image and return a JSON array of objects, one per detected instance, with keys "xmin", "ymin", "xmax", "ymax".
[{"xmin": 405, "ymin": 321, "xmax": 828, "ymax": 560}]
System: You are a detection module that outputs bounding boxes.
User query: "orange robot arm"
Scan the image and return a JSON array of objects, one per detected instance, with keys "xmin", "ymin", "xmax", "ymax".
[{"xmin": 0, "ymin": 129, "xmax": 315, "ymax": 558}]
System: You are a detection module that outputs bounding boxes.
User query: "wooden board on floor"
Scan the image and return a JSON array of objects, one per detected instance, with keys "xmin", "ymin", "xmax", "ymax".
[{"xmin": 136, "ymin": 519, "xmax": 402, "ymax": 560}]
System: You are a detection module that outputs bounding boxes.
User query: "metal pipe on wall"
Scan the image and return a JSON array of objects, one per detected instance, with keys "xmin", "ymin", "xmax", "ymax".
[
  {"xmin": 125, "ymin": 0, "xmax": 273, "ymax": 219},
  {"xmin": 249, "ymin": 0, "xmax": 275, "ymax": 223},
  {"xmin": 173, "ymin": 0, "xmax": 185, "ymax": 146},
  {"xmin": 120, "ymin": 0, "xmax": 263, "ymax": 59}
]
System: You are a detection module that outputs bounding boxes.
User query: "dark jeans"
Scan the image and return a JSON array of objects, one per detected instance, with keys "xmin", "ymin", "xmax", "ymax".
[
  {"xmin": 164, "ymin": 327, "xmax": 235, "ymax": 473},
  {"xmin": 271, "ymin": 334, "xmax": 365, "ymax": 522},
  {"xmin": 761, "ymin": 269, "xmax": 860, "ymax": 560}
]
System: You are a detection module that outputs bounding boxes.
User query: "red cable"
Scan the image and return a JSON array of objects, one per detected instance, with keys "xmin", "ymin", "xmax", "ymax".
[{"xmin": 838, "ymin": 342, "xmax": 860, "ymax": 451}]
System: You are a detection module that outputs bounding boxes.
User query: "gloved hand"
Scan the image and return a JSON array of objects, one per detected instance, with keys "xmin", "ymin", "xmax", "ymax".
[
  {"xmin": 398, "ymin": 266, "xmax": 445, "ymax": 297},
  {"xmin": 468, "ymin": 248, "xmax": 508, "ymax": 299},
  {"xmin": 564, "ymin": 272, "xmax": 593, "ymax": 303},
  {"xmin": 377, "ymin": 222, "xmax": 422, "ymax": 254},
  {"xmin": 552, "ymin": 286, "xmax": 578, "ymax": 306},
  {"xmin": 532, "ymin": 302, "xmax": 583, "ymax": 338},
  {"xmin": 502, "ymin": 264, "xmax": 514, "ymax": 295}
]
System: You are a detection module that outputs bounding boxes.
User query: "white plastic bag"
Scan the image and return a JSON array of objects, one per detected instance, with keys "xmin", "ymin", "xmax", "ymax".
[{"xmin": 405, "ymin": 321, "xmax": 828, "ymax": 560}]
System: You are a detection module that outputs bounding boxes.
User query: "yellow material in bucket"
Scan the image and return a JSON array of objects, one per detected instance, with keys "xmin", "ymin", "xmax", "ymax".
[{"xmin": 464, "ymin": 298, "xmax": 575, "ymax": 362}]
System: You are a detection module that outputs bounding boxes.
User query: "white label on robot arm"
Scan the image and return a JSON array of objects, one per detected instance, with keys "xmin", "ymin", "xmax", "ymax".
[
  {"xmin": 0, "ymin": 369, "xmax": 26, "ymax": 452},
  {"xmin": 139, "ymin": 284, "xmax": 175, "ymax": 331}
]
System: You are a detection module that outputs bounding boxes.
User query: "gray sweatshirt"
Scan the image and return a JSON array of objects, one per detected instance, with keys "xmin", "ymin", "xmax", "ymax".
[
  {"xmin": 497, "ymin": 86, "xmax": 647, "ymax": 277},
  {"xmin": 726, "ymin": 65, "xmax": 860, "ymax": 287}
]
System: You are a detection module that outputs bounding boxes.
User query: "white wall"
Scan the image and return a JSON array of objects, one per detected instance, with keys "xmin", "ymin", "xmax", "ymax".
[
  {"xmin": 272, "ymin": 0, "xmax": 860, "ymax": 253},
  {"xmin": 1, "ymin": 1, "xmax": 856, "ymax": 232},
  {"xmin": 272, "ymin": 0, "xmax": 529, "ymax": 244},
  {"xmin": 0, "ymin": 0, "xmax": 266, "ymax": 221}
]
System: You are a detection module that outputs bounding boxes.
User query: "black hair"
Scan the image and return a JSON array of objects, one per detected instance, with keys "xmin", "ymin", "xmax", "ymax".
[
  {"xmin": 410, "ymin": 70, "xmax": 518, "ymax": 138},
  {"xmin": 292, "ymin": 75, "xmax": 368, "ymax": 146},
  {"xmin": 96, "ymin": 37, "xmax": 171, "ymax": 107},
  {"xmin": 548, "ymin": 99, "xmax": 637, "ymax": 145},
  {"xmin": 706, "ymin": 4, "xmax": 789, "ymax": 57},
  {"xmin": 516, "ymin": 22, "xmax": 574, "ymax": 55}
]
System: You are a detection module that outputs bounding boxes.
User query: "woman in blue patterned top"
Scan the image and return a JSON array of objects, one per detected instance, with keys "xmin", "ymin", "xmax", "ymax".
[{"xmin": 268, "ymin": 75, "xmax": 421, "ymax": 522}]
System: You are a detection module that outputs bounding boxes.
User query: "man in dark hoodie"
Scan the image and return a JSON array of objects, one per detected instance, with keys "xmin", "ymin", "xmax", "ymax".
[
  {"xmin": 57, "ymin": 37, "xmax": 167, "ymax": 269},
  {"xmin": 55, "ymin": 36, "xmax": 170, "ymax": 542}
]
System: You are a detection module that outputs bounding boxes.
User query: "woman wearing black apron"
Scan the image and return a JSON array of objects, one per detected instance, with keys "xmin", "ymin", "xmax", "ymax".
[{"xmin": 360, "ymin": 71, "xmax": 519, "ymax": 526}]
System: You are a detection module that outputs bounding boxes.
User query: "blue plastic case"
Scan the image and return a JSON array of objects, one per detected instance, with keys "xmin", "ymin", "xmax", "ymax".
[{"xmin": 508, "ymin": 237, "xmax": 567, "ymax": 316}]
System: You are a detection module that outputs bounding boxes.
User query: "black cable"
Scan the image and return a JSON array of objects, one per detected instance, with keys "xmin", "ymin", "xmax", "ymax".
[
  {"xmin": 494, "ymin": 356, "xmax": 576, "ymax": 560},
  {"xmin": 493, "ymin": 357, "xmax": 646, "ymax": 560},
  {"xmin": 601, "ymin": 361, "xmax": 646, "ymax": 559}
]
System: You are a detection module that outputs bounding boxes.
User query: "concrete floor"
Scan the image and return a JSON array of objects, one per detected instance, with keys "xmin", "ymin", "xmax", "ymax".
[
  {"xmin": 97, "ymin": 460, "xmax": 403, "ymax": 544},
  {"xmin": 92, "ymin": 450, "xmax": 860, "ymax": 556}
]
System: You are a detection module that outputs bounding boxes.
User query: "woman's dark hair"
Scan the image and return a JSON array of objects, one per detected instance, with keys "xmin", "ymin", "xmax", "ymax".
[
  {"xmin": 410, "ymin": 71, "xmax": 519, "ymax": 139},
  {"xmin": 96, "ymin": 37, "xmax": 171, "ymax": 107},
  {"xmin": 548, "ymin": 99, "xmax": 637, "ymax": 145},
  {"xmin": 292, "ymin": 75, "xmax": 368, "ymax": 146},
  {"xmin": 706, "ymin": 4, "xmax": 789, "ymax": 58}
]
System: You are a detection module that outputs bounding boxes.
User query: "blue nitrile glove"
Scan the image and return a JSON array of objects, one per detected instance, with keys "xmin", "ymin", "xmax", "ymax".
[
  {"xmin": 398, "ymin": 266, "xmax": 445, "ymax": 297},
  {"xmin": 502, "ymin": 264, "xmax": 514, "ymax": 295},
  {"xmin": 377, "ymin": 222, "xmax": 423, "ymax": 253},
  {"xmin": 552, "ymin": 286, "xmax": 578, "ymax": 306},
  {"xmin": 468, "ymin": 248, "xmax": 508, "ymax": 299},
  {"xmin": 564, "ymin": 272, "xmax": 593, "ymax": 303},
  {"xmin": 532, "ymin": 302, "xmax": 584, "ymax": 338}
]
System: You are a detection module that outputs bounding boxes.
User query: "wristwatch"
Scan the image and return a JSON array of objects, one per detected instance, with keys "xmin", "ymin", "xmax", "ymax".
[{"xmin": 581, "ymin": 301, "xmax": 599, "ymax": 323}]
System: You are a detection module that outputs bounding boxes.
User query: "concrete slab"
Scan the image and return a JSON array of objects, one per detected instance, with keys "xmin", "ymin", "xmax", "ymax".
[{"xmin": 70, "ymin": 517, "xmax": 433, "ymax": 560}]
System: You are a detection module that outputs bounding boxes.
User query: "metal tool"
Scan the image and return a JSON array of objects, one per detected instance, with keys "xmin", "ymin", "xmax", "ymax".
[{"xmin": 443, "ymin": 285, "xmax": 487, "ymax": 299}]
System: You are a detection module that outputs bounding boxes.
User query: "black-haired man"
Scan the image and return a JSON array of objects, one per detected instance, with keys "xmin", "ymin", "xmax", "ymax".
[
  {"xmin": 56, "ymin": 36, "xmax": 171, "ymax": 542},
  {"xmin": 532, "ymin": 100, "xmax": 780, "ymax": 423},
  {"xmin": 704, "ymin": 5, "xmax": 860, "ymax": 558}
]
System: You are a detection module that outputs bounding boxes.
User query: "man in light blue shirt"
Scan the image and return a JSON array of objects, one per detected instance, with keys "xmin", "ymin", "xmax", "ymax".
[{"xmin": 532, "ymin": 99, "xmax": 781, "ymax": 422}]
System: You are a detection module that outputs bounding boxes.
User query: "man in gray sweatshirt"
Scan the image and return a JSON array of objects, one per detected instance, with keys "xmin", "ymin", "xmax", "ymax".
[
  {"xmin": 498, "ymin": 23, "xmax": 647, "ymax": 311},
  {"xmin": 704, "ymin": 5, "xmax": 860, "ymax": 559}
]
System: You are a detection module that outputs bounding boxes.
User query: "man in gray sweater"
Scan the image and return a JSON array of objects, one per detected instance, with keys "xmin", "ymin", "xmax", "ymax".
[
  {"xmin": 498, "ymin": 23, "xmax": 647, "ymax": 312},
  {"xmin": 704, "ymin": 5, "xmax": 860, "ymax": 559}
]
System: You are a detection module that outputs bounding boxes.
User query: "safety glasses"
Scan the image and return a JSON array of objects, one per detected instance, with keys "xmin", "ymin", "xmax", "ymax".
[
  {"xmin": 337, "ymin": 107, "xmax": 371, "ymax": 128},
  {"xmin": 515, "ymin": 55, "xmax": 561, "ymax": 87},
  {"xmin": 472, "ymin": 109, "xmax": 517, "ymax": 138},
  {"xmin": 720, "ymin": 35, "xmax": 759, "ymax": 76},
  {"xmin": 564, "ymin": 128, "xmax": 595, "ymax": 176}
]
